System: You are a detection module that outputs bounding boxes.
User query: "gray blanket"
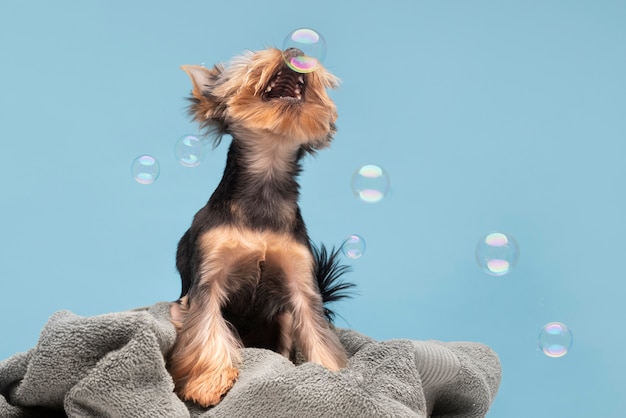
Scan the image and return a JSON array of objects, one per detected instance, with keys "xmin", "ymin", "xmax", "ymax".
[{"xmin": 0, "ymin": 303, "xmax": 501, "ymax": 417}]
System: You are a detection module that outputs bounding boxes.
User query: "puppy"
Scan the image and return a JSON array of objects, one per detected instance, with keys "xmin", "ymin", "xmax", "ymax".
[{"xmin": 168, "ymin": 47, "xmax": 350, "ymax": 407}]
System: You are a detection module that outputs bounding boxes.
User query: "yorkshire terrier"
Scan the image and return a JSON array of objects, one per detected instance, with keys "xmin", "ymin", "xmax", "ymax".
[{"xmin": 167, "ymin": 47, "xmax": 353, "ymax": 407}]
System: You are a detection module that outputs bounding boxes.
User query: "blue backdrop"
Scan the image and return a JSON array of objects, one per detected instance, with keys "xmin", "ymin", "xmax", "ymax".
[{"xmin": 1, "ymin": 1, "xmax": 625, "ymax": 416}]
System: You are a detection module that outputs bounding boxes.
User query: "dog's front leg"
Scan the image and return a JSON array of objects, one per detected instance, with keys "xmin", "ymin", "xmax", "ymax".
[
  {"xmin": 268, "ymin": 244, "xmax": 348, "ymax": 371},
  {"xmin": 168, "ymin": 284, "xmax": 241, "ymax": 407},
  {"xmin": 168, "ymin": 237, "xmax": 263, "ymax": 407}
]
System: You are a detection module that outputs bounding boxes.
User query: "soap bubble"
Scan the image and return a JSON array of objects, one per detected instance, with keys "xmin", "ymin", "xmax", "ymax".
[
  {"xmin": 475, "ymin": 232, "xmax": 519, "ymax": 276},
  {"xmin": 282, "ymin": 28, "xmax": 327, "ymax": 73},
  {"xmin": 175, "ymin": 134, "xmax": 205, "ymax": 167},
  {"xmin": 538, "ymin": 322, "xmax": 573, "ymax": 358},
  {"xmin": 351, "ymin": 164, "xmax": 390, "ymax": 203},
  {"xmin": 341, "ymin": 234, "xmax": 366, "ymax": 259},
  {"xmin": 131, "ymin": 155, "xmax": 160, "ymax": 185}
]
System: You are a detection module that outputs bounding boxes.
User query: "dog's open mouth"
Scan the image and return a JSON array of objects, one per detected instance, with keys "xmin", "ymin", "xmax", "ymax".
[{"xmin": 262, "ymin": 67, "xmax": 305, "ymax": 103}]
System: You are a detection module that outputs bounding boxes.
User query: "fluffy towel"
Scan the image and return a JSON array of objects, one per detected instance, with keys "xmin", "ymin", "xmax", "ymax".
[{"xmin": 0, "ymin": 303, "xmax": 501, "ymax": 417}]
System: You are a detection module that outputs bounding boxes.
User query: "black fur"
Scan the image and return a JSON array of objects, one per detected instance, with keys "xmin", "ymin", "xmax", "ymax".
[
  {"xmin": 175, "ymin": 132, "xmax": 355, "ymax": 352},
  {"xmin": 170, "ymin": 52, "xmax": 351, "ymax": 406},
  {"xmin": 313, "ymin": 244, "xmax": 356, "ymax": 322},
  {"xmin": 218, "ymin": 243, "xmax": 354, "ymax": 352},
  {"xmin": 176, "ymin": 136, "xmax": 310, "ymax": 297}
]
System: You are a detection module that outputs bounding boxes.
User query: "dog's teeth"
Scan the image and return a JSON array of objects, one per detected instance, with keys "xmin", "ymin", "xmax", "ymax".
[
  {"xmin": 298, "ymin": 75, "xmax": 304, "ymax": 83},
  {"xmin": 296, "ymin": 94, "xmax": 302, "ymax": 100},
  {"xmin": 294, "ymin": 87, "xmax": 301, "ymax": 94},
  {"xmin": 277, "ymin": 71, "xmax": 283, "ymax": 76},
  {"xmin": 265, "ymin": 86, "xmax": 272, "ymax": 92}
]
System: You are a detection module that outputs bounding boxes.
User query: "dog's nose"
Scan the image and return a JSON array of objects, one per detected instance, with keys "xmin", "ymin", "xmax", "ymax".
[{"xmin": 283, "ymin": 48, "xmax": 305, "ymax": 60}]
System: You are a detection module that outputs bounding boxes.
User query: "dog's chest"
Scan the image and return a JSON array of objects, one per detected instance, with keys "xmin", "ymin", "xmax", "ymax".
[{"xmin": 213, "ymin": 137, "xmax": 303, "ymax": 230}]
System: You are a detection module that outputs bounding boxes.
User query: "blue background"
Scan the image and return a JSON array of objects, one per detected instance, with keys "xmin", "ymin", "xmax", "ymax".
[{"xmin": 1, "ymin": 1, "xmax": 625, "ymax": 416}]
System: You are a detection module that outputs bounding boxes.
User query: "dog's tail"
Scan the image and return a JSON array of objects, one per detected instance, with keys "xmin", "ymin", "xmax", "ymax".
[{"xmin": 312, "ymin": 243, "xmax": 356, "ymax": 323}]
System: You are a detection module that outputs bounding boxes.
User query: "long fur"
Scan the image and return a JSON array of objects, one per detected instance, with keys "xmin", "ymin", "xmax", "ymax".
[
  {"xmin": 167, "ymin": 47, "xmax": 353, "ymax": 407},
  {"xmin": 313, "ymin": 244, "xmax": 356, "ymax": 322}
]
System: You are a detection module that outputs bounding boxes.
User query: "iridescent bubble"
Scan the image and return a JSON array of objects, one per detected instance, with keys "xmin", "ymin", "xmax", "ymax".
[
  {"xmin": 341, "ymin": 234, "xmax": 366, "ymax": 259},
  {"xmin": 131, "ymin": 155, "xmax": 160, "ymax": 185},
  {"xmin": 351, "ymin": 164, "xmax": 390, "ymax": 203},
  {"xmin": 282, "ymin": 28, "xmax": 327, "ymax": 73},
  {"xmin": 538, "ymin": 322, "xmax": 573, "ymax": 358},
  {"xmin": 475, "ymin": 232, "xmax": 519, "ymax": 276},
  {"xmin": 175, "ymin": 134, "xmax": 205, "ymax": 167}
]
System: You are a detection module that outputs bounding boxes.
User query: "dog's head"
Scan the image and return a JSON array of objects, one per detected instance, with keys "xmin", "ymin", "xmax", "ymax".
[{"xmin": 181, "ymin": 48, "xmax": 339, "ymax": 151}]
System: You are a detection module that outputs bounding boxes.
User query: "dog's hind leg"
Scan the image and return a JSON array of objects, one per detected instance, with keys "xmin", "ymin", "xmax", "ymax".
[
  {"xmin": 275, "ymin": 310, "xmax": 294, "ymax": 357},
  {"xmin": 266, "ymin": 242, "xmax": 348, "ymax": 371},
  {"xmin": 175, "ymin": 228, "xmax": 194, "ymax": 297},
  {"xmin": 168, "ymin": 231, "xmax": 264, "ymax": 407}
]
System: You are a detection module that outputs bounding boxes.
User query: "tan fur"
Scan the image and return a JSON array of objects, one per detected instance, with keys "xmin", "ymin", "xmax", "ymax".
[
  {"xmin": 181, "ymin": 48, "xmax": 339, "ymax": 147},
  {"xmin": 276, "ymin": 311, "xmax": 294, "ymax": 357},
  {"xmin": 169, "ymin": 226, "xmax": 346, "ymax": 405},
  {"xmin": 169, "ymin": 48, "xmax": 346, "ymax": 407},
  {"xmin": 264, "ymin": 239, "xmax": 347, "ymax": 371}
]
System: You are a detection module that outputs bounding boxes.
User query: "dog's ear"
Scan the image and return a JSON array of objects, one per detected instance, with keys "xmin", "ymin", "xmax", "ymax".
[
  {"xmin": 181, "ymin": 65, "xmax": 218, "ymax": 96},
  {"xmin": 181, "ymin": 65, "xmax": 227, "ymax": 145}
]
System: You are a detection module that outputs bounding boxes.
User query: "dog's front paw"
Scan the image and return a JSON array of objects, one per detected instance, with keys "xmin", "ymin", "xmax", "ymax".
[{"xmin": 179, "ymin": 366, "xmax": 239, "ymax": 407}]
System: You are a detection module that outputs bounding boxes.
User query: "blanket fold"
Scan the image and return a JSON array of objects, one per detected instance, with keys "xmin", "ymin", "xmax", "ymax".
[{"xmin": 1, "ymin": 303, "xmax": 500, "ymax": 417}]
